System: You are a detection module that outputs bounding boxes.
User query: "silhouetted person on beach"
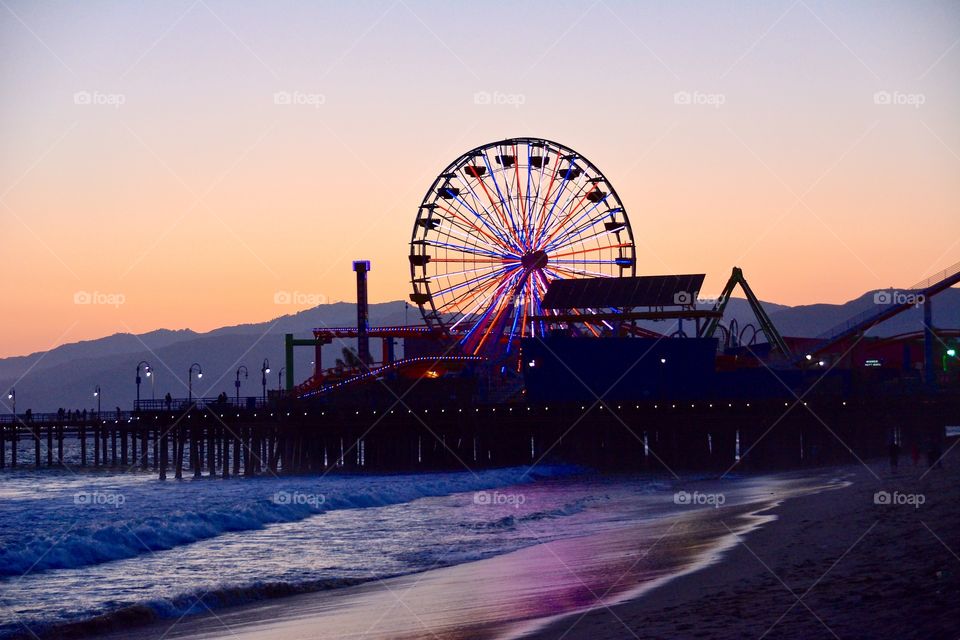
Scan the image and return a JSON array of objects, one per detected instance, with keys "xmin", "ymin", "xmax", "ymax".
[{"xmin": 889, "ymin": 440, "xmax": 900, "ymax": 473}]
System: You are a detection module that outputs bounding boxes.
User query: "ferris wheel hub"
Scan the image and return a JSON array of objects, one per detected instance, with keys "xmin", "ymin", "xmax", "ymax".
[{"xmin": 520, "ymin": 250, "xmax": 549, "ymax": 271}]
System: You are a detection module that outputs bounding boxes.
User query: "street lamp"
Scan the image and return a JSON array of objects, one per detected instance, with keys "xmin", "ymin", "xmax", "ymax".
[
  {"xmin": 188, "ymin": 363, "xmax": 203, "ymax": 403},
  {"xmin": 261, "ymin": 359, "xmax": 270, "ymax": 402},
  {"xmin": 94, "ymin": 385, "xmax": 101, "ymax": 418},
  {"xmin": 135, "ymin": 361, "xmax": 152, "ymax": 410},
  {"xmin": 235, "ymin": 365, "xmax": 249, "ymax": 405},
  {"xmin": 7, "ymin": 388, "xmax": 14, "ymax": 418},
  {"xmin": 944, "ymin": 347, "xmax": 957, "ymax": 372},
  {"xmin": 277, "ymin": 368, "xmax": 285, "ymax": 393}
]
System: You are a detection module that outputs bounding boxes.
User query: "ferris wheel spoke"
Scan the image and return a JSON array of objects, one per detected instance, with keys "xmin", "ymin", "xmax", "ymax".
[
  {"xmin": 423, "ymin": 239, "xmax": 514, "ymax": 261},
  {"xmin": 524, "ymin": 142, "xmax": 535, "ymax": 250},
  {"xmin": 510, "ymin": 142, "xmax": 530, "ymax": 251},
  {"xmin": 552, "ymin": 259, "xmax": 624, "ymax": 266},
  {"xmin": 532, "ymin": 164, "xmax": 579, "ymax": 250},
  {"xmin": 435, "ymin": 203, "xmax": 513, "ymax": 252},
  {"xmin": 459, "ymin": 270, "xmax": 524, "ymax": 351},
  {"xmin": 429, "ymin": 258, "xmax": 506, "ymax": 263},
  {"xmin": 572, "ymin": 310, "xmax": 603, "ymax": 337},
  {"xmin": 547, "ymin": 264, "xmax": 612, "ymax": 279},
  {"xmin": 551, "ymin": 243, "xmax": 632, "ymax": 259},
  {"xmin": 541, "ymin": 197, "xmax": 613, "ymax": 252},
  {"xmin": 427, "ymin": 262, "xmax": 506, "ymax": 284},
  {"xmin": 530, "ymin": 165, "xmax": 562, "ymax": 251},
  {"xmin": 447, "ymin": 173, "xmax": 519, "ymax": 250},
  {"xmin": 480, "ymin": 152, "xmax": 522, "ymax": 246},
  {"xmin": 440, "ymin": 264, "xmax": 520, "ymax": 314},
  {"xmin": 538, "ymin": 182, "xmax": 603, "ymax": 250},
  {"xmin": 527, "ymin": 269, "xmax": 551, "ymax": 339},
  {"xmin": 460, "ymin": 173, "xmax": 519, "ymax": 251},
  {"xmin": 429, "ymin": 221, "xmax": 504, "ymax": 257},
  {"xmin": 536, "ymin": 159, "xmax": 596, "ymax": 246},
  {"xmin": 470, "ymin": 154, "xmax": 514, "ymax": 238},
  {"xmin": 505, "ymin": 277, "xmax": 529, "ymax": 351},
  {"xmin": 433, "ymin": 264, "xmax": 514, "ymax": 305},
  {"xmin": 545, "ymin": 213, "xmax": 623, "ymax": 254},
  {"xmin": 446, "ymin": 191, "xmax": 518, "ymax": 252},
  {"xmin": 470, "ymin": 272, "xmax": 523, "ymax": 354}
]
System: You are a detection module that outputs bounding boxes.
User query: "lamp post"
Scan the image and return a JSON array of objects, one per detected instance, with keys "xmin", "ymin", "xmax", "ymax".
[
  {"xmin": 944, "ymin": 347, "xmax": 957, "ymax": 372},
  {"xmin": 188, "ymin": 363, "xmax": 203, "ymax": 403},
  {"xmin": 235, "ymin": 365, "xmax": 249, "ymax": 405},
  {"xmin": 94, "ymin": 386, "xmax": 101, "ymax": 418},
  {"xmin": 277, "ymin": 368, "xmax": 285, "ymax": 394},
  {"xmin": 7, "ymin": 388, "xmax": 14, "ymax": 418},
  {"xmin": 261, "ymin": 359, "xmax": 270, "ymax": 402},
  {"xmin": 135, "ymin": 361, "xmax": 152, "ymax": 410}
]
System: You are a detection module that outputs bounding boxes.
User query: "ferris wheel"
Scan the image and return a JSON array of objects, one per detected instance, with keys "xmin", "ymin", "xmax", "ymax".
[{"xmin": 409, "ymin": 137, "xmax": 635, "ymax": 355}]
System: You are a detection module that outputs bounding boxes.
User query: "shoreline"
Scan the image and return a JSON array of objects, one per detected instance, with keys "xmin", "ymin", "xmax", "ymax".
[
  {"xmin": 80, "ymin": 469, "xmax": 837, "ymax": 640},
  {"xmin": 523, "ymin": 459, "xmax": 960, "ymax": 639},
  {"xmin": 13, "ymin": 460, "xmax": 959, "ymax": 640}
]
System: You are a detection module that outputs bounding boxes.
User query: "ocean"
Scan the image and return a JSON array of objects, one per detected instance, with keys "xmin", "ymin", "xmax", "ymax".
[{"xmin": 0, "ymin": 459, "xmax": 828, "ymax": 639}]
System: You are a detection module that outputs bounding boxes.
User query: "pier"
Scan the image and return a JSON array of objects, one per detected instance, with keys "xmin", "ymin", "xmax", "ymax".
[{"xmin": 1, "ymin": 392, "xmax": 955, "ymax": 478}]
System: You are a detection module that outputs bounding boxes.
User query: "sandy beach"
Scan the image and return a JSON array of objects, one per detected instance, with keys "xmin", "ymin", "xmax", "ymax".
[{"xmin": 527, "ymin": 457, "xmax": 960, "ymax": 640}]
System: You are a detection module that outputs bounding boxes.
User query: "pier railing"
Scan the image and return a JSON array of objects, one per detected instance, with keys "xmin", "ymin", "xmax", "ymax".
[
  {"xmin": 134, "ymin": 396, "xmax": 270, "ymax": 412},
  {"xmin": 0, "ymin": 396, "xmax": 272, "ymax": 424}
]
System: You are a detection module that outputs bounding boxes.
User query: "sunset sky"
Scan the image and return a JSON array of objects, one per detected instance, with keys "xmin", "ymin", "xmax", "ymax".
[{"xmin": 1, "ymin": 0, "xmax": 959, "ymax": 358}]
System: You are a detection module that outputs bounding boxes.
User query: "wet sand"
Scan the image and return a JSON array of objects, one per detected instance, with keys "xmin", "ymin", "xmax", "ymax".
[
  {"xmin": 527, "ymin": 457, "xmax": 960, "ymax": 639},
  {"xmin": 96, "ymin": 473, "xmax": 833, "ymax": 640}
]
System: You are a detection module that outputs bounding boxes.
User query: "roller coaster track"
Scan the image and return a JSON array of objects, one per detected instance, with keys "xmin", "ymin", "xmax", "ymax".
[
  {"xmin": 297, "ymin": 355, "xmax": 486, "ymax": 398},
  {"xmin": 793, "ymin": 259, "xmax": 960, "ymax": 364}
]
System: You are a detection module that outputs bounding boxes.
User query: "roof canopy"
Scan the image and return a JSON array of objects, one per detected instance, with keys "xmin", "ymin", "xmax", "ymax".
[{"xmin": 541, "ymin": 274, "xmax": 706, "ymax": 309}]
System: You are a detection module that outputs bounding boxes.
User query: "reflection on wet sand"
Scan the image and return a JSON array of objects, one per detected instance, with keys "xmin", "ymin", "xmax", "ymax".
[{"xmin": 121, "ymin": 502, "xmax": 773, "ymax": 640}]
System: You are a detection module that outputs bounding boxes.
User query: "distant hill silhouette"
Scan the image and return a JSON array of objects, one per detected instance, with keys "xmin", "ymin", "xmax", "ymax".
[{"xmin": 1, "ymin": 291, "xmax": 956, "ymax": 412}]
